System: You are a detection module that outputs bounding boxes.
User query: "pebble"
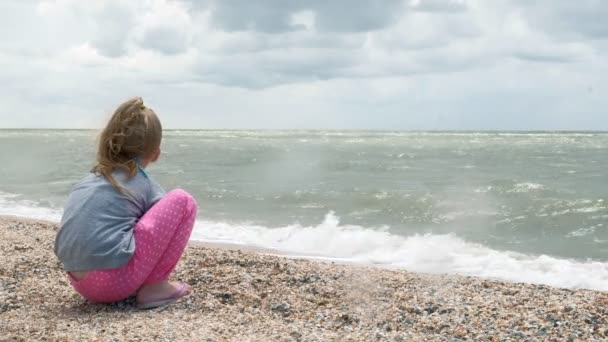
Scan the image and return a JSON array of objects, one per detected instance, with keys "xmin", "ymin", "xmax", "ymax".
[{"xmin": 1, "ymin": 216, "xmax": 607, "ymax": 341}]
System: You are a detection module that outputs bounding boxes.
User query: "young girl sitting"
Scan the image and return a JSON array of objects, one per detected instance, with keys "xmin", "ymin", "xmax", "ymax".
[{"xmin": 54, "ymin": 97, "xmax": 197, "ymax": 309}]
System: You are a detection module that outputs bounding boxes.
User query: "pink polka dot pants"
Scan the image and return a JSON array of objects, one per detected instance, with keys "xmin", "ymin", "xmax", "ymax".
[{"xmin": 67, "ymin": 189, "xmax": 198, "ymax": 303}]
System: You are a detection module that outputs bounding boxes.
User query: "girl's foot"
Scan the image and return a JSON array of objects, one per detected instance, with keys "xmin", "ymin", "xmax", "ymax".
[{"xmin": 136, "ymin": 280, "xmax": 192, "ymax": 309}]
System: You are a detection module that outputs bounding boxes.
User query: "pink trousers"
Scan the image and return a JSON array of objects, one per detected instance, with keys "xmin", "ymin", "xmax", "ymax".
[{"xmin": 67, "ymin": 189, "xmax": 197, "ymax": 303}]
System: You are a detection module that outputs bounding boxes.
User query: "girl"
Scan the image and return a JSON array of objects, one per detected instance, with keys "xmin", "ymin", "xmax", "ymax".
[{"xmin": 54, "ymin": 97, "xmax": 197, "ymax": 309}]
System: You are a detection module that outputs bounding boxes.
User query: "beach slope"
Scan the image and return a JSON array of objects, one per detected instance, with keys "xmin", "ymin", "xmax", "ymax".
[{"xmin": 1, "ymin": 216, "xmax": 606, "ymax": 341}]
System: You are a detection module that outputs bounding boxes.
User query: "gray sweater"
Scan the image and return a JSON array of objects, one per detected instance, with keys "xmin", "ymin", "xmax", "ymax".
[{"xmin": 54, "ymin": 169, "xmax": 165, "ymax": 271}]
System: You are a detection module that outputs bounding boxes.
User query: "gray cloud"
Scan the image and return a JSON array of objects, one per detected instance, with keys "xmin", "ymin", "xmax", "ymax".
[
  {"xmin": 182, "ymin": 1, "xmax": 483, "ymax": 88},
  {"xmin": 207, "ymin": 0, "xmax": 301, "ymax": 33},
  {"xmin": 203, "ymin": 0, "xmax": 403, "ymax": 33},
  {"xmin": 409, "ymin": 0, "xmax": 468, "ymax": 12},
  {"xmin": 89, "ymin": 3, "xmax": 134, "ymax": 57},
  {"xmin": 310, "ymin": 0, "xmax": 404, "ymax": 32},
  {"xmin": 0, "ymin": 0, "xmax": 607, "ymax": 129},
  {"xmin": 513, "ymin": 53, "xmax": 575, "ymax": 64},
  {"xmin": 516, "ymin": 0, "xmax": 608, "ymax": 40},
  {"xmin": 139, "ymin": 26, "xmax": 191, "ymax": 55}
]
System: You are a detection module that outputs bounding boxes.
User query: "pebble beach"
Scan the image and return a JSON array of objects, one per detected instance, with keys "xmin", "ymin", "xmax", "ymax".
[{"xmin": 1, "ymin": 216, "xmax": 607, "ymax": 341}]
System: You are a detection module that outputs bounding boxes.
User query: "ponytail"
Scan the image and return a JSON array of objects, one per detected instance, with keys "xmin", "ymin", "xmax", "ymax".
[{"xmin": 92, "ymin": 97, "xmax": 162, "ymax": 193}]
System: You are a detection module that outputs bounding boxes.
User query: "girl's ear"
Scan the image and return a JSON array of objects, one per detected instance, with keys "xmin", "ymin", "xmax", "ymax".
[{"xmin": 151, "ymin": 148, "xmax": 161, "ymax": 162}]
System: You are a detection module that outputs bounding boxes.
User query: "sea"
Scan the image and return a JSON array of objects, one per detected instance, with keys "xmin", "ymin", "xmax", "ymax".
[{"xmin": 1, "ymin": 130, "xmax": 607, "ymax": 291}]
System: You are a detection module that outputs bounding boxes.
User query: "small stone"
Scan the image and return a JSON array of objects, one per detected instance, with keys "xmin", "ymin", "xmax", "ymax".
[
  {"xmin": 271, "ymin": 303, "xmax": 291, "ymax": 316},
  {"xmin": 2, "ymin": 216, "xmax": 607, "ymax": 341}
]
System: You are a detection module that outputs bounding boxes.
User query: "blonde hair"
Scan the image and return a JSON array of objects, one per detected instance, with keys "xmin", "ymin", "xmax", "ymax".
[{"xmin": 92, "ymin": 97, "xmax": 162, "ymax": 193}]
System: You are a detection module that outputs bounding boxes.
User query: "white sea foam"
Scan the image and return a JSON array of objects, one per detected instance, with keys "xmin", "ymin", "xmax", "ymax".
[
  {"xmin": 0, "ymin": 192, "xmax": 62, "ymax": 222},
  {"xmin": 567, "ymin": 226, "xmax": 599, "ymax": 238},
  {"xmin": 508, "ymin": 182, "xmax": 545, "ymax": 193},
  {"xmin": 191, "ymin": 211, "xmax": 608, "ymax": 291},
  {"xmin": 1, "ymin": 193, "xmax": 607, "ymax": 292}
]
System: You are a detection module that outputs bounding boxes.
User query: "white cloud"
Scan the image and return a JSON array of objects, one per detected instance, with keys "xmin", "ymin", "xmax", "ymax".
[
  {"xmin": 0, "ymin": 0, "xmax": 607, "ymax": 129},
  {"xmin": 290, "ymin": 10, "xmax": 315, "ymax": 31},
  {"xmin": 134, "ymin": 0, "xmax": 194, "ymax": 55}
]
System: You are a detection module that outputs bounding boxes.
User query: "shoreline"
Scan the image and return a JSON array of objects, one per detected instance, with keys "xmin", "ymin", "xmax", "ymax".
[
  {"xmin": 1, "ymin": 215, "xmax": 607, "ymax": 340},
  {"xmin": 10, "ymin": 214, "xmax": 607, "ymax": 292}
]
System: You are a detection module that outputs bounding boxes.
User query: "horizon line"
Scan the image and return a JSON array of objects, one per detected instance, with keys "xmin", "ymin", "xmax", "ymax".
[{"xmin": 1, "ymin": 128, "xmax": 608, "ymax": 133}]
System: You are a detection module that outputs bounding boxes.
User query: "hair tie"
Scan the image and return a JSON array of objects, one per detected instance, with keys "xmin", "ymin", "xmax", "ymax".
[{"xmin": 133, "ymin": 156, "xmax": 148, "ymax": 178}]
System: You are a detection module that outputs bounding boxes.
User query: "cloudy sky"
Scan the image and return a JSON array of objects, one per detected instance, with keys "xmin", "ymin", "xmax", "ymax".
[{"xmin": 0, "ymin": 0, "xmax": 606, "ymax": 130}]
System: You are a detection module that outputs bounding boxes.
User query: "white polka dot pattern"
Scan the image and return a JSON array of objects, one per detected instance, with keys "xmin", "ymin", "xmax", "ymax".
[{"xmin": 66, "ymin": 189, "xmax": 198, "ymax": 303}]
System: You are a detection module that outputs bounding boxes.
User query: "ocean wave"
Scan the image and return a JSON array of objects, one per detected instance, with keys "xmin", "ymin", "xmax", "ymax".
[
  {"xmin": 0, "ymin": 192, "xmax": 62, "ymax": 222},
  {"xmin": 508, "ymin": 182, "xmax": 545, "ymax": 193},
  {"xmin": 537, "ymin": 199, "xmax": 607, "ymax": 218},
  {"xmin": 192, "ymin": 211, "xmax": 608, "ymax": 291},
  {"xmin": 1, "ymin": 193, "xmax": 607, "ymax": 291},
  {"xmin": 566, "ymin": 225, "xmax": 601, "ymax": 238},
  {"xmin": 477, "ymin": 182, "xmax": 546, "ymax": 194},
  {"xmin": 0, "ymin": 130, "xmax": 96, "ymax": 138}
]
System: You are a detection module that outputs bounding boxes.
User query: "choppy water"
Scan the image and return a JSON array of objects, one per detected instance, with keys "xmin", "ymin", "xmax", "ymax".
[{"xmin": 1, "ymin": 130, "xmax": 607, "ymax": 290}]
